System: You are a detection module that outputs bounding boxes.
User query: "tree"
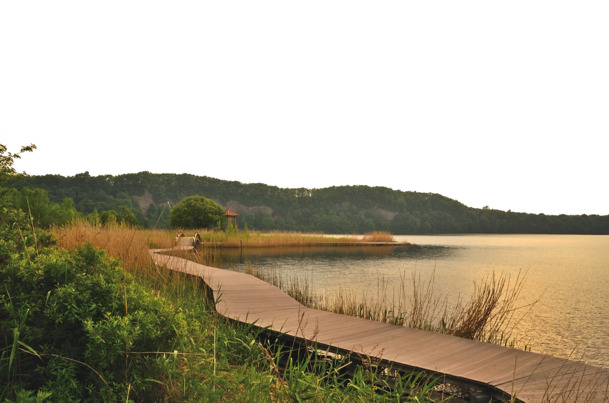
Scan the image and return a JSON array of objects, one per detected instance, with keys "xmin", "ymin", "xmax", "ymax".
[
  {"xmin": 1, "ymin": 143, "xmax": 37, "ymax": 206},
  {"xmin": 86, "ymin": 209, "xmax": 101, "ymax": 227},
  {"xmin": 117, "ymin": 205, "xmax": 138, "ymax": 227},
  {"xmin": 100, "ymin": 210, "xmax": 118, "ymax": 226},
  {"xmin": 0, "ymin": 143, "xmax": 36, "ymax": 185},
  {"xmin": 169, "ymin": 195, "xmax": 224, "ymax": 229}
]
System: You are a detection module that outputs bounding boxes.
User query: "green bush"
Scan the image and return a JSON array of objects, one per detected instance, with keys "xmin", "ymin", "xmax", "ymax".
[
  {"xmin": 169, "ymin": 195, "xmax": 224, "ymax": 230},
  {"xmin": 0, "ymin": 212, "xmax": 190, "ymax": 401}
]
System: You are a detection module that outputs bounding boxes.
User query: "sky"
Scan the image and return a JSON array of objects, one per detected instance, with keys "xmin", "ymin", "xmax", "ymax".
[{"xmin": 2, "ymin": 1, "xmax": 608, "ymax": 216}]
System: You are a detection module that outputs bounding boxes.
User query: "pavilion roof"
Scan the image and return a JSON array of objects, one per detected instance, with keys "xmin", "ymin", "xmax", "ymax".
[{"xmin": 225, "ymin": 209, "xmax": 239, "ymax": 217}]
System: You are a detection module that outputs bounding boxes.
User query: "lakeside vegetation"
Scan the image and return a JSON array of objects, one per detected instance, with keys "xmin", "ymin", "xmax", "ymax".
[
  {"xmin": 1, "ymin": 144, "xmax": 449, "ymax": 401},
  {"xmin": 8, "ymin": 171, "xmax": 609, "ymax": 234},
  {"xmin": 180, "ymin": 229, "xmax": 400, "ymax": 248},
  {"xmin": 2, "ymin": 219, "xmax": 452, "ymax": 402},
  {"xmin": 247, "ymin": 265, "xmax": 535, "ymax": 349},
  {"xmin": 173, "ymin": 229, "xmax": 535, "ymax": 349},
  {"xmin": 3, "ymin": 144, "xmax": 605, "ymax": 401}
]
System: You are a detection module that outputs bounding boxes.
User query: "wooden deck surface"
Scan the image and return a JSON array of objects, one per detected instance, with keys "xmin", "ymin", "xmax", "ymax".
[{"xmin": 151, "ymin": 250, "xmax": 609, "ymax": 402}]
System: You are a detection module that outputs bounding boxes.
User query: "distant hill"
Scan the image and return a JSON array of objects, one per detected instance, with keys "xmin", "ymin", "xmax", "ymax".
[{"xmin": 9, "ymin": 171, "xmax": 609, "ymax": 234}]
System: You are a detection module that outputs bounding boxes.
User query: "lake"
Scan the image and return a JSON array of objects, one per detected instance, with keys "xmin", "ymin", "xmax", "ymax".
[{"xmin": 214, "ymin": 234, "xmax": 609, "ymax": 367}]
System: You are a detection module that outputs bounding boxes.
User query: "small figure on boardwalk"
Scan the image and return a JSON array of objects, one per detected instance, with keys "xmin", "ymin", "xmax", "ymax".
[
  {"xmin": 193, "ymin": 232, "xmax": 201, "ymax": 250},
  {"xmin": 174, "ymin": 231, "xmax": 184, "ymax": 246}
]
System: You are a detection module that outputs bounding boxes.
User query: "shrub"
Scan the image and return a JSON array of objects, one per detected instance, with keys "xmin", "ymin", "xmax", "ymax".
[
  {"xmin": 0, "ymin": 231, "xmax": 189, "ymax": 401},
  {"xmin": 169, "ymin": 195, "xmax": 225, "ymax": 230}
]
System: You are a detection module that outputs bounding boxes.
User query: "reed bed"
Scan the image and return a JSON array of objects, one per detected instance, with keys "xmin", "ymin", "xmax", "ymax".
[
  {"xmin": 197, "ymin": 230, "xmax": 389, "ymax": 248},
  {"xmin": 362, "ymin": 231, "xmax": 396, "ymax": 242},
  {"xmin": 52, "ymin": 219, "xmax": 173, "ymax": 272},
  {"xmin": 253, "ymin": 266, "xmax": 536, "ymax": 348},
  {"xmin": 44, "ymin": 222, "xmax": 448, "ymax": 401}
]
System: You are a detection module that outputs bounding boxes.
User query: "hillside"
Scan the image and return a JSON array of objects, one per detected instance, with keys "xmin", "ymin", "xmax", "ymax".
[{"xmin": 8, "ymin": 171, "xmax": 609, "ymax": 234}]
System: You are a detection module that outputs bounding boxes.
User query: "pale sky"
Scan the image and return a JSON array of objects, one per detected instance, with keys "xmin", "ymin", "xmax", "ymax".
[{"xmin": 2, "ymin": 1, "xmax": 608, "ymax": 216}]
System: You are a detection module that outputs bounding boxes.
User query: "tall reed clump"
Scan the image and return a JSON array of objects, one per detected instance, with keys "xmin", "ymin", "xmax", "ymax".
[
  {"xmin": 403, "ymin": 270, "xmax": 536, "ymax": 346},
  {"xmin": 51, "ymin": 219, "xmax": 173, "ymax": 273},
  {"xmin": 254, "ymin": 265, "xmax": 536, "ymax": 348},
  {"xmin": 446, "ymin": 271, "xmax": 532, "ymax": 344}
]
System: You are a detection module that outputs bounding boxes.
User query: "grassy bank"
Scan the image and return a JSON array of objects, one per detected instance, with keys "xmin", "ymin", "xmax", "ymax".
[{"xmin": 9, "ymin": 222, "xmax": 445, "ymax": 402}]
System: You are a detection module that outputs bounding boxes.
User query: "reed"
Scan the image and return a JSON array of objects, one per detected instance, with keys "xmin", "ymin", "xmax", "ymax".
[
  {"xmin": 448, "ymin": 271, "xmax": 533, "ymax": 345},
  {"xmin": 51, "ymin": 219, "xmax": 173, "ymax": 273},
  {"xmin": 171, "ymin": 229, "xmax": 403, "ymax": 248},
  {"xmin": 45, "ymin": 222, "xmax": 445, "ymax": 401},
  {"xmin": 362, "ymin": 231, "xmax": 396, "ymax": 242},
  {"xmin": 216, "ymin": 231, "xmax": 362, "ymax": 247},
  {"xmin": 254, "ymin": 266, "xmax": 536, "ymax": 348}
]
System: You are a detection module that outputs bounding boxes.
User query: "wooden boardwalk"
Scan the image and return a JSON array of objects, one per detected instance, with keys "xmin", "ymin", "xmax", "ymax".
[{"xmin": 150, "ymin": 250, "xmax": 609, "ymax": 402}]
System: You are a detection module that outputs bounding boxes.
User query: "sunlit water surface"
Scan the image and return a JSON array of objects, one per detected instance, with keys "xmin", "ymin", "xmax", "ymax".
[{"xmin": 214, "ymin": 234, "xmax": 609, "ymax": 367}]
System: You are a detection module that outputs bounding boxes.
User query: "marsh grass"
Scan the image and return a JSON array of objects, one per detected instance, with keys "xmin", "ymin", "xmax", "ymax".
[
  {"xmin": 362, "ymin": 231, "xmax": 396, "ymax": 242},
  {"xmin": 253, "ymin": 264, "xmax": 536, "ymax": 348},
  {"xmin": 42, "ymin": 223, "xmax": 446, "ymax": 401},
  {"xmin": 52, "ymin": 219, "xmax": 173, "ymax": 272},
  {"xmin": 178, "ymin": 229, "xmax": 402, "ymax": 248},
  {"xmin": 448, "ymin": 271, "xmax": 534, "ymax": 345}
]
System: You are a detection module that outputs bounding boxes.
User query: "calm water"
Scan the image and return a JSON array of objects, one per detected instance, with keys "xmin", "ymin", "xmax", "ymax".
[{"xmin": 216, "ymin": 234, "xmax": 609, "ymax": 367}]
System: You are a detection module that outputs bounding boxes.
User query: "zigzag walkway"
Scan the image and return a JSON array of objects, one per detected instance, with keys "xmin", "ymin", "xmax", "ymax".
[{"xmin": 150, "ymin": 250, "xmax": 609, "ymax": 402}]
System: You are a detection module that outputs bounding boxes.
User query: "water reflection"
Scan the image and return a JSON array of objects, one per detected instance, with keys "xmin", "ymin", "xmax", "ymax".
[
  {"xmin": 395, "ymin": 244, "xmax": 459, "ymax": 260},
  {"xmin": 207, "ymin": 243, "xmax": 459, "ymax": 269},
  {"xmin": 191, "ymin": 235, "xmax": 609, "ymax": 367}
]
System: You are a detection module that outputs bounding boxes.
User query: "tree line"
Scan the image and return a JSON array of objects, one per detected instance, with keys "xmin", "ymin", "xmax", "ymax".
[{"xmin": 6, "ymin": 170, "xmax": 609, "ymax": 234}]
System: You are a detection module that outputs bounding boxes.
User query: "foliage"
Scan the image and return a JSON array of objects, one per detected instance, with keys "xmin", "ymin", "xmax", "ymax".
[
  {"xmin": 2, "ymin": 185, "xmax": 136, "ymax": 230},
  {"xmin": 0, "ymin": 144, "xmax": 36, "ymax": 210},
  {"xmin": 9, "ymin": 187, "xmax": 80, "ymax": 228},
  {"xmin": 96, "ymin": 205, "xmax": 138, "ymax": 227},
  {"xmin": 0, "ymin": 215, "xmax": 191, "ymax": 401},
  {"xmin": 8, "ymin": 171, "xmax": 609, "ymax": 234},
  {"xmin": 0, "ymin": 208, "xmax": 54, "ymax": 269},
  {"xmin": 0, "ymin": 143, "xmax": 36, "ymax": 185},
  {"xmin": 169, "ymin": 195, "xmax": 225, "ymax": 229},
  {"xmin": 0, "ymin": 144, "xmax": 79, "ymax": 228}
]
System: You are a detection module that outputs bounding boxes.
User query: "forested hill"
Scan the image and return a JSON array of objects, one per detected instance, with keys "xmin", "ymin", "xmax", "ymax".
[{"xmin": 8, "ymin": 171, "xmax": 609, "ymax": 234}]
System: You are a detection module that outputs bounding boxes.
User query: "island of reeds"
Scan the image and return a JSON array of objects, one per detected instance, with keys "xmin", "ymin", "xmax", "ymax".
[{"xmin": 184, "ymin": 229, "xmax": 404, "ymax": 248}]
